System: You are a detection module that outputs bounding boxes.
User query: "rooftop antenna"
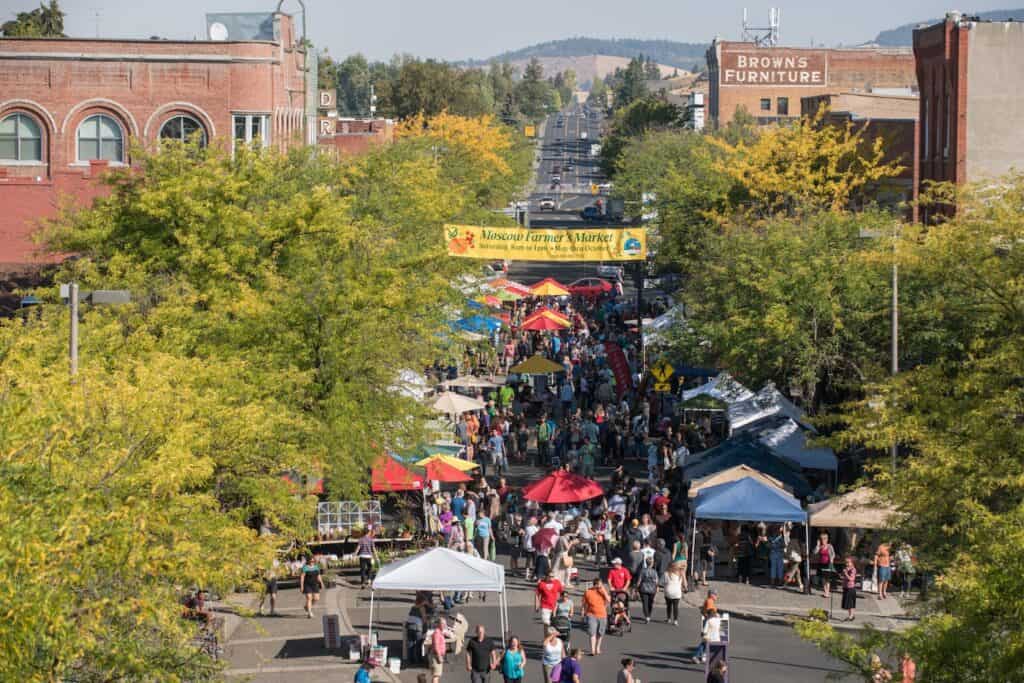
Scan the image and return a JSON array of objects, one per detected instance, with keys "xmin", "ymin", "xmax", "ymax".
[
  {"xmin": 742, "ymin": 7, "xmax": 780, "ymax": 47},
  {"xmin": 89, "ymin": 7, "xmax": 101, "ymax": 38}
]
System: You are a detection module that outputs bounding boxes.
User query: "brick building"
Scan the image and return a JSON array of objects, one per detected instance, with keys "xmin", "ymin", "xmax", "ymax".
[
  {"xmin": 0, "ymin": 11, "xmax": 310, "ymax": 274},
  {"xmin": 802, "ymin": 92, "xmax": 919, "ymax": 220},
  {"xmin": 705, "ymin": 40, "xmax": 918, "ymax": 128},
  {"xmin": 317, "ymin": 118, "xmax": 395, "ymax": 157},
  {"xmin": 913, "ymin": 11, "xmax": 1024, "ymax": 200}
]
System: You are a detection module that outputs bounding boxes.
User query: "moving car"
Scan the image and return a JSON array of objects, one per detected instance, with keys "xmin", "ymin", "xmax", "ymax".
[
  {"xmin": 568, "ymin": 277, "xmax": 613, "ymax": 299},
  {"xmin": 538, "ymin": 197, "xmax": 556, "ymax": 211}
]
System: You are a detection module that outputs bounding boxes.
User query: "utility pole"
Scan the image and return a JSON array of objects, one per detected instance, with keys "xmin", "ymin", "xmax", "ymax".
[
  {"xmin": 69, "ymin": 282, "xmax": 79, "ymax": 377},
  {"xmin": 890, "ymin": 240, "xmax": 899, "ymax": 474}
]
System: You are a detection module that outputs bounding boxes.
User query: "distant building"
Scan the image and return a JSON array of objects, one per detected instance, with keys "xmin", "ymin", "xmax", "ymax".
[
  {"xmin": 683, "ymin": 92, "xmax": 706, "ymax": 131},
  {"xmin": 913, "ymin": 11, "xmax": 1024, "ymax": 207},
  {"xmin": 705, "ymin": 40, "xmax": 918, "ymax": 128},
  {"xmin": 0, "ymin": 11, "xmax": 312, "ymax": 274},
  {"xmin": 802, "ymin": 92, "xmax": 919, "ymax": 220},
  {"xmin": 317, "ymin": 118, "xmax": 395, "ymax": 157}
]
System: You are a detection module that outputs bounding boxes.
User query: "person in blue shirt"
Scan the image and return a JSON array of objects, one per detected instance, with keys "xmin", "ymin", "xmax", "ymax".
[
  {"xmin": 501, "ymin": 635, "xmax": 526, "ymax": 682},
  {"xmin": 475, "ymin": 510, "xmax": 493, "ymax": 560},
  {"xmin": 451, "ymin": 490, "xmax": 466, "ymax": 521},
  {"xmin": 353, "ymin": 659, "xmax": 373, "ymax": 683},
  {"xmin": 551, "ymin": 334, "xmax": 562, "ymax": 357}
]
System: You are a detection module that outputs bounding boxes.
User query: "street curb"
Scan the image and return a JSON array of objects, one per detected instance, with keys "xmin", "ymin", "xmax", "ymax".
[{"xmin": 679, "ymin": 592, "xmax": 902, "ymax": 633}]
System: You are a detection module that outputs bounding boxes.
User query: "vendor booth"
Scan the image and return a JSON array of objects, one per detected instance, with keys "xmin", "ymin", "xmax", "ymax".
[
  {"xmin": 808, "ymin": 488, "xmax": 896, "ymax": 529},
  {"xmin": 690, "ymin": 476, "xmax": 811, "ymax": 594},
  {"xmin": 368, "ymin": 548, "xmax": 510, "ymax": 642},
  {"xmin": 681, "ymin": 433, "xmax": 813, "ymax": 499}
]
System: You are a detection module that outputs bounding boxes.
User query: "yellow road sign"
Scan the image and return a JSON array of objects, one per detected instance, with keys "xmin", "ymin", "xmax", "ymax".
[
  {"xmin": 524, "ymin": 125, "xmax": 536, "ymax": 138},
  {"xmin": 653, "ymin": 381, "xmax": 672, "ymax": 393},
  {"xmin": 650, "ymin": 359, "xmax": 674, "ymax": 384}
]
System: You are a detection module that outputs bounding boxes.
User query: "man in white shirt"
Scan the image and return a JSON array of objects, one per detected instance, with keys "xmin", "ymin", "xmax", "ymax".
[
  {"xmin": 523, "ymin": 518, "xmax": 539, "ymax": 580},
  {"xmin": 543, "ymin": 515, "xmax": 564, "ymax": 534}
]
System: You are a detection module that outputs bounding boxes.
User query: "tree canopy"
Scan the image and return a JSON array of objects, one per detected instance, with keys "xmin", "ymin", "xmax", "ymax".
[{"xmin": 1, "ymin": 0, "xmax": 65, "ymax": 37}]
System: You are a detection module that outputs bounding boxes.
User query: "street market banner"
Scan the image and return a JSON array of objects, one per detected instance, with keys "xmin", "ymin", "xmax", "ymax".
[{"xmin": 444, "ymin": 225, "xmax": 647, "ymax": 262}]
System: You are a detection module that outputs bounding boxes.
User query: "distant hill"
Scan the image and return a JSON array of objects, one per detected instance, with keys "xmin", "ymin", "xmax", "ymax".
[
  {"xmin": 873, "ymin": 8, "xmax": 1024, "ymax": 46},
  {"xmin": 469, "ymin": 37, "xmax": 709, "ymax": 71},
  {"xmin": 505, "ymin": 55, "xmax": 687, "ymax": 89}
]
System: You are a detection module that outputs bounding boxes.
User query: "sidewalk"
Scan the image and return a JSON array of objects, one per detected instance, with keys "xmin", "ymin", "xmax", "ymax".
[
  {"xmin": 221, "ymin": 582, "xmax": 400, "ymax": 682},
  {"xmin": 681, "ymin": 579, "xmax": 919, "ymax": 632}
]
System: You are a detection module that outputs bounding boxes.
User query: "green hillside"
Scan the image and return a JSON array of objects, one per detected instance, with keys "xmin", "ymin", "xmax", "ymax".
[{"xmin": 468, "ymin": 37, "xmax": 709, "ymax": 70}]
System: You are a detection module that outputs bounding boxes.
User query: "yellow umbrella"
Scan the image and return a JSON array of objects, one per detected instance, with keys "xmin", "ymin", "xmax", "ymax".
[
  {"xmin": 414, "ymin": 453, "xmax": 479, "ymax": 471},
  {"xmin": 509, "ymin": 354, "xmax": 565, "ymax": 374},
  {"xmin": 530, "ymin": 278, "xmax": 570, "ymax": 297}
]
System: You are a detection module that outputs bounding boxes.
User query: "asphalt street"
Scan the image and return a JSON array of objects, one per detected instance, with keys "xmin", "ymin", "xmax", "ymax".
[{"xmin": 529, "ymin": 108, "xmax": 607, "ymax": 228}]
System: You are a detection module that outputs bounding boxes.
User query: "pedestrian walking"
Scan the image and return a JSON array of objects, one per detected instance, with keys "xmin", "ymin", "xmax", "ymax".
[
  {"xmin": 535, "ymin": 571, "xmax": 563, "ymax": 635},
  {"xmin": 500, "ymin": 635, "xmax": 526, "ymax": 683},
  {"xmin": 466, "ymin": 624, "xmax": 499, "ymax": 683},
  {"xmin": 258, "ymin": 563, "xmax": 278, "ymax": 616},
  {"xmin": 428, "ymin": 618, "xmax": 447, "ymax": 683},
  {"xmin": 299, "ymin": 556, "xmax": 323, "ymax": 618},
  {"xmin": 475, "ymin": 510, "xmax": 493, "ymax": 561},
  {"xmin": 541, "ymin": 627, "xmax": 564, "ymax": 683},
  {"xmin": 559, "ymin": 648, "xmax": 583, "ymax": 683},
  {"xmin": 617, "ymin": 657, "xmax": 635, "ymax": 683},
  {"xmin": 637, "ymin": 556, "xmax": 659, "ymax": 623},
  {"xmin": 708, "ymin": 660, "xmax": 728, "ymax": 683},
  {"xmin": 356, "ymin": 528, "xmax": 377, "ymax": 589},
  {"xmin": 841, "ymin": 556, "xmax": 858, "ymax": 621},
  {"xmin": 662, "ymin": 561, "xmax": 686, "ymax": 624},
  {"xmin": 582, "ymin": 578, "xmax": 610, "ymax": 656}
]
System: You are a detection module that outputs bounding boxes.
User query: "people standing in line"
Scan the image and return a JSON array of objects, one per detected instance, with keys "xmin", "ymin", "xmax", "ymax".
[
  {"xmin": 874, "ymin": 542, "xmax": 892, "ymax": 600},
  {"xmin": 841, "ymin": 556, "xmax": 858, "ymax": 621},
  {"xmin": 541, "ymin": 627, "xmax": 565, "ymax": 683},
  {"xmin": 356, "ymin": 527, "xmax": 377, "ymax": 589},
  {"xmin": 637, "ymin": 556, "xmax": 660, "ymax": 623},
  {"xmin": 299, "ymin": 556, "xmax": 323, "ymax": 619},
  {"xmin": 814, "ymin": 532, "xmax": 837, "ymax": 598},
  {"xmin": 582, "ymin": 578, "xmax": 610, "ymax": 656},
  {"xmin": 662, "ymin": 561, "xmax": 686, "ymax": 625},
  {"xmin": 500, "ymin": 635, "xmax": 526, "ymax": 683},
  {"xmin": 428, "ymin": 618, "xmax": 447, "ymax": 683},
  {"xmin": 616, "ymin": 657, "xmax": 635, "ymax": 683},
  {"xmin": 466, "ymin": 624, "xmax": 499, "ymax": 683}
]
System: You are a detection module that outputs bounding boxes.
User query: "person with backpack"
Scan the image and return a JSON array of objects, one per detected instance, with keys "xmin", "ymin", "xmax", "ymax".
[{"xmin": 537, "ymin": 413, "xmax": 553, "ymax": 467}]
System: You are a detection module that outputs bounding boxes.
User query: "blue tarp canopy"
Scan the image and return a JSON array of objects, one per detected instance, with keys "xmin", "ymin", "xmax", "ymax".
[
  {"xmin": 453, "ymin": 315, "xmax": 502, "ymax": 333},
  {"xmin": 681, "ymin": 433, "xmax": 813, "ymax": 499},
  {"xmin": 694, "ymin": 477, "xmax": 807, "ymax": 523}
]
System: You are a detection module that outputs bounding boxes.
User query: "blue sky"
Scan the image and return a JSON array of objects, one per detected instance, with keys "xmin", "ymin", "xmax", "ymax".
[{"xmin": 4, "ymin": 0, "xmax": 1015, "ymax": 61}]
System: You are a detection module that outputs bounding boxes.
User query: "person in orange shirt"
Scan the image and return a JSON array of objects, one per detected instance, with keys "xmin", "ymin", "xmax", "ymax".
[
  {"xmin": 874, "ymin": 542, "xmax": 892, "ymax": 600},
  {"xmin": 582, "ymin": 578, "xmax": 611, "ymax": 656}
]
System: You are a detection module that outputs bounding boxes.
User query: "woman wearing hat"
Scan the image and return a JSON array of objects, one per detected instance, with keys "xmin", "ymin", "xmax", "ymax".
[{"xmin": 541, "ymin": 626, "xmax": 565, "ymax": 683}]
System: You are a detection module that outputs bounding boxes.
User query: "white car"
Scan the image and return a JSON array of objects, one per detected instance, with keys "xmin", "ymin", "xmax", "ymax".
[
  {"xmin": 538, "ymin": 198, "xmax": 556, "ymax": 211},
  {"xmin": 597, "ymin": 264, "xmax": 624, "ymax": 280}
]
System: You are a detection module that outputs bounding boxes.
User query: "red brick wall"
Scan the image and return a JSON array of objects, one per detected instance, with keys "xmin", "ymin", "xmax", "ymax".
[
  {"xmin": 0, "ymin": 13, "xmax": 307, "ymax": 272},
  {"xmin": 708, "ymin": 42, "xmax": 917, "ymax": 126}
]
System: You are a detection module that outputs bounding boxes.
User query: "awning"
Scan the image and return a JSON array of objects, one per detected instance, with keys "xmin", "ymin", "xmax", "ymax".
[
  {"xmin": 729, "ymin": 383, "xmax": 816, "ymax": 433},
  {"xmin": 694, "ymin": 476, "xmax": 806, "ymax": 523},
  {"xmin": 688, "ymin": 464, "xmax": 791, "ymax": 498},
  {"xmin": 808, "ymin": 488, "xmax": 897, "ymax": 529},
  {"xmin": 682, "ymin": 433, "xmax": 813, "ymax": 499},
  {"xmin": 371, "ymin": 456, "xmax": 425, "ymax": 493},
  {"xmin": 414, "ymin": 453, "xmax": 479, "ymax": 472},
  {"xmin": 530, "ymin": 278, "xmax": 570, "ymax": 297},
  {"xmin": 681, "ymin": 372, "xmax": 754, "ymax": 405},
  {"xmin": 509, "ymin": 355, "xmax": 564, "ymax": 375},
  {"xmin": 424, "ymin": 459, "xmax": 473, "ymax": 483},
  {"xmin": 373, "ymin": 547, "xmax": 505, "ymax": 592},
  {"xmin": 755, "ymin": 418, "xmax": 837, "ymax": 472}
]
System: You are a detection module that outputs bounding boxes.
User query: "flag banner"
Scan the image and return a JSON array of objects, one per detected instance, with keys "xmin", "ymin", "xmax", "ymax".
[{"xmin": 444, "ymin": 225, "xmax": 646, "ymax": 262}]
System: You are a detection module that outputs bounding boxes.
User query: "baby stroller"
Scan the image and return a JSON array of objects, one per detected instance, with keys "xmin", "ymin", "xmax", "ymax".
[
  {"xmin": 606, "ymin": 591, "xmax": 632, "ymax": 636},
  {"xmin": 551, "ymin": 613, "xmax": 572, "ymax": 647}
]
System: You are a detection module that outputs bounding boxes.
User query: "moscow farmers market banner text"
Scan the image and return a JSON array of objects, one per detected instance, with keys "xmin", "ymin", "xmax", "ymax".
[{"xmin": 444, "ymin": 225, "xmax": 647, "ymax": 262}]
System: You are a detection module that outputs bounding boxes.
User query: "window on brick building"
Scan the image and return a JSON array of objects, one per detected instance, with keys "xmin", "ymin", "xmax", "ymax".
[
  {"xmin": 776, "ymin": 97, "xmax": 789, "ymax": 116},
  {"xmin": 232, "ymin": 113, "xmax": 270, "ymax": 150},
  {"xmin": 77, "ymin": 114, "xmax": 123, "ymax": 163},
  {"xmin": 159, "ymin": 115, "xmax": 207, "ymax": 147},
  {"xmin": 760, "ymin": 98, "xmax": 771, "ymax": 111},
  {"xmin": 0, "ymin": 113, "xmax": 42, "ymax": 162}
]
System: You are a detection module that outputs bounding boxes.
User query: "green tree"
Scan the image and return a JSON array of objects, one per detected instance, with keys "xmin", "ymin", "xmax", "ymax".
[
  {"xmin": 516, "ymin": 57, "xmax": 552, "ymax": 120},
  {"xmin": 599, "ymin": 96, "xmax": 680, "ymax": 175},
  {"xmin": 612, "ymin": 57, "xmax": 649, "ymax": 109},
  {"xmin": 2, "ymin": 0, "xmax": 65, "ymax": 36},
  {"xmin": 335, "ymin": 53, "xmax": 372, "ymax": 116}
]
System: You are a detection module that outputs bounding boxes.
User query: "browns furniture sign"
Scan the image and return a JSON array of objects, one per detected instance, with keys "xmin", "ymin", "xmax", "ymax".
[{"xmin": 722, "ymin": 51, "xmax": 827, "ymax": 86}]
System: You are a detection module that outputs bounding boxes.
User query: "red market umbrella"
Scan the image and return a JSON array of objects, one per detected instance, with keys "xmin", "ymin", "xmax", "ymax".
[
  {"xmin": 524, "ymin": 307, "xmax": 570, "ymax": 325},
  {"xmin": 424, "ymin": 459, "xmax": 474, "ymax": 483},
  {"xmin": 531, "ymin": 278, "xmax": 570, "ymax": 297},
  {"xmin": 521, "ymin": 315, "xmax": 570, "ymax": 332},
  {"xmin": 522, "ymin": 470, "xmax": 605, "ymax": 504},
  {"xmin": 371, "ymin": 456, "xmax": 425, "ymax": 493},
  {"xmin": 531, "ymin": 527, "xmax": 559, "ymax": 553}
]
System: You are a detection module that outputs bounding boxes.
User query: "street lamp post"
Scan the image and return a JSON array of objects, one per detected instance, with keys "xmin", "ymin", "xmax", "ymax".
[{"xmin": 62, "ymin": 283, "xmax": 132, "ymax": 377}]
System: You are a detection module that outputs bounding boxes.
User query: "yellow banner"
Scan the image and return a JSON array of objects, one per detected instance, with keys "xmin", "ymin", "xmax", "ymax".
[{"xmin": 444, "ymin": 225, "xmax": 646, "ymax": 262}]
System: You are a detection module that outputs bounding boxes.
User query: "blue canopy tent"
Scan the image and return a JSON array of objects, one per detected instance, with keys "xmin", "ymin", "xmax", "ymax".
[
  {"xmin": 681, "ymin": 432, "xmax": 813, "ymax": 499},
  {"xmin": 454, "ymin": 315, "xmax": 502, "ymax": 334},
  {"xmin": 690, "ymin": 476, "xmax": 811, "ymax": 593}
]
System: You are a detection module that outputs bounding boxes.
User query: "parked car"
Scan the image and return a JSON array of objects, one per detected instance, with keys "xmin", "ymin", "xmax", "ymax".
[
  {"xmin": 538, "ymin": 197, "xmax": 556, "ymax": 211},
  {"xmin": 568, "ymin": 277, "xmax": 613, "ymax": 299},
  {"xmin": 597, "ymin": 264, "xmax": 624, "ymax": 280},
  {"xmin": 580, "ymin": 206, "xmax": 603, "ymax": 221}
]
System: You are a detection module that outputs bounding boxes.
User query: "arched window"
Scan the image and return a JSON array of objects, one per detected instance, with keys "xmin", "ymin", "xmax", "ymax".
[
  {"xmin": 159, "ymin": 114, "xmax": 207, "ymax": 146},
  {"xmin": 77, "ymin": 114, "xmax": 123, "ymax": 162},
  {"xmin": 0, "ymin": 113, "xmax": 43, "ymax": 162}
]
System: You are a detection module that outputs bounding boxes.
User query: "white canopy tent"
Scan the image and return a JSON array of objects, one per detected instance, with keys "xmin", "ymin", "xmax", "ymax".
[
  {"xmin": 729, "ymin": 383, "xmax": 815, "ymax": 433},
  {"xmin": 368, "ymin": 548, "xmax": 509, "ymax": 641},
  {"xmin": 755, "ymin": 418, "xmax": 838, "ymax": 473},
  {"xmin": 390, "ymin": 369, "xmax": 434, "ymax": 400},
  {"xmin": 681, "ymin": 372, "xmax": 755, "ymax": 405}
]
